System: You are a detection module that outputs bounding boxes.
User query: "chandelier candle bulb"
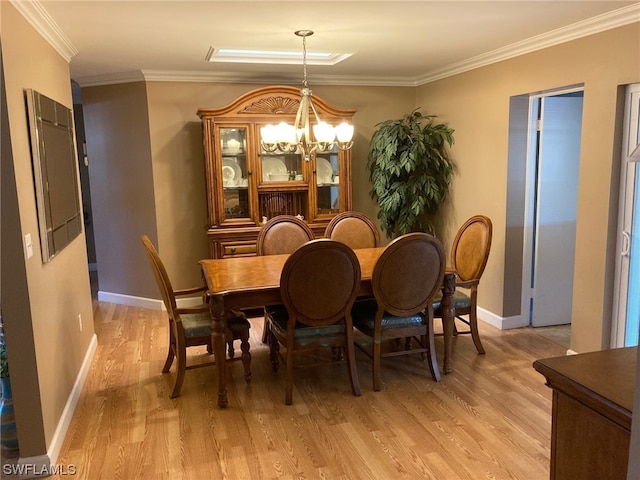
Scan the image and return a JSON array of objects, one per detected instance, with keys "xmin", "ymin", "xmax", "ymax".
[
  {"xmin": 313, "ymin": 122, "xmax": 336, "ymax": 143},
  {"xmin": 336, "ymin": 122, "xmax": 354, "ymax": 143}
]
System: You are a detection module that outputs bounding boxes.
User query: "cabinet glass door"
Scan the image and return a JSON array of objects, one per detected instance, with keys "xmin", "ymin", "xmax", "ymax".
[
  {"xmin": 219, "ymin": 127, "xmax": 250, "ymax": 220},
  {"xmin": 258, "ymin": 141, "xmax": 308, "ymax": 221},
  {"xmin": 315, "ymin": 147, "xmax": 340, "ymax": 215}
]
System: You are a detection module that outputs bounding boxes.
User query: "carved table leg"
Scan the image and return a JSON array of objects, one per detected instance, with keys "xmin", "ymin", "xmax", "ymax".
[
  {"xmin": 209, "ymin": 295, "xmax": 228, "ymax": 408},
  {"xmin": 441, "ymin": 272, "xmax": 456, "ymax": 375}
]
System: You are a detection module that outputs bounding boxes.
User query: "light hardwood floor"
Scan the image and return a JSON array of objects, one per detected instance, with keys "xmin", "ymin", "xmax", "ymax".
[{"xmin": 49, "ymin": 301, "xmax": 567, "ymax": 480}]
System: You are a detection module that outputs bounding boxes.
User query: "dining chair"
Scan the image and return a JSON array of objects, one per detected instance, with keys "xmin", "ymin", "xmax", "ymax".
[
  {"xmin": 267, "ymin": 239, "xmax": 362, "ymax": 405},
  {"xmin": 432, "ymin": 215, "xmax": 493, "ymax": 354},
  {"xmin": 351, "ymin": 232, "xmax": 445, "ymax": 391},
  {"xmin": 257, "ymin": 215, "xmax": 316, "ymax": 256},
  {"xmin": 324, "ymin": 211, "xmax": 381, "ymax": 249},
  {"xmin": 141, "ymin": 235, "xmax": 251, "ymax": 398},
  {"xmin": 257, "ymin": 215, "xmax": 316, "ymax": 344}
]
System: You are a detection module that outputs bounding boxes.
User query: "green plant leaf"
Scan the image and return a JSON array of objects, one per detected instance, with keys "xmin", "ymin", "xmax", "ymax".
[{"xmin": 367, "ymin": 108, "xmax": 454, "ymax": 238}]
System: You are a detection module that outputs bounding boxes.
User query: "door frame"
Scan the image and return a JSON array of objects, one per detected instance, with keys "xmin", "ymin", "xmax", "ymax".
[
  {"xmin": 611, "ymin": 83, "xmax": 640, "ymax": 347},
  {"xmin": 521, "ymin": 86, "xmax": 584, "ymax": 327}
]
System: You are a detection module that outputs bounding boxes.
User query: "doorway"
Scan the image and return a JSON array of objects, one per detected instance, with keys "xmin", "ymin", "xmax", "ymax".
[
  {"xmin": 523, "ymin": 89, "xmax": 584, "ymax": 328},
  {"xmin": 71, "ymin": 82, "xmax": 97, "ymax": 298},
  {"xmin": 612, "ymin": 83, "xmax": 640, "ymax": 348}
]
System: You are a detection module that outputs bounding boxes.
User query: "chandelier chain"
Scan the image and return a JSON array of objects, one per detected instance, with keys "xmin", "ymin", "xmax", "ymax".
[{"xmin": 301, "ymin": 34, "xmax": 308, "ymax": 88}]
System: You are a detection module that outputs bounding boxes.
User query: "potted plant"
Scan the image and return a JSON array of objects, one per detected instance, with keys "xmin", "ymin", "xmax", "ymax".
[
  {"xmin": 367, "ymin": 109, "xmax": 455, "ymax": 238},
  {"xmin": 0, "ymin": 339, "xmax": 18, "ymax": 450}
]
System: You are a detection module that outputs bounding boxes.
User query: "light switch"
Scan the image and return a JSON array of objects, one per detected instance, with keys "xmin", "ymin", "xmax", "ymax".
[{"xmin": 24, "ymin": 233, "xmax": 33, "ymax": 259}]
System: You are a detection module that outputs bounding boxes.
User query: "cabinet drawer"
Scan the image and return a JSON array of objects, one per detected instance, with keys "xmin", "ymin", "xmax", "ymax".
[{"xmin": 222, "ymin": 242, "xmax": 257, "ymax": 257}]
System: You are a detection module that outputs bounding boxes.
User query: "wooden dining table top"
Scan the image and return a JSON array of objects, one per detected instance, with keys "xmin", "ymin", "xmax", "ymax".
[{"xmin": 200, "ymin": 246, "xmax": 385, "ymax": 305}]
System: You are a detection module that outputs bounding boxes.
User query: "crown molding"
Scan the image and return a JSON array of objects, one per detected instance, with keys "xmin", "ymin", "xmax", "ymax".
[
  {"xmin": 140, "ymin": 70, "xmax": 416, "ymax": 87},
  {"xmin": 10, "ymin": 0, "xmax": 78, "ymax": 61},
  {"xmin": 417, "ymin": 3, "xmax": 640, "ymax": 85},
  {"xmin": 74, "ymin": 69, "xmax": 415, "ymax": 88},
  {"xmin": 73, "ymin": 71, "xmax": 146, "ymax": 88},
  {"xmin": 26, "ymin": 1, "xmax": 638, "ymax": 88}
]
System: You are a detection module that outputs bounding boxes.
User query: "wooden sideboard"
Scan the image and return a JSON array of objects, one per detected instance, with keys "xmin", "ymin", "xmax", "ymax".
[
  {"xmin": 197, "ymin": 86, "xmax": 355, "ymax": 258},
  {"xmin": 533, "ymin": 347, "xmax": 637, "ymax": 479}
]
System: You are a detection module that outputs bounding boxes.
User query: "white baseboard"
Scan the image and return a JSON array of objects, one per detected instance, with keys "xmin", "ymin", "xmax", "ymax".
[
  {"xmin": 97, "ymin": 291, "xmax": 204, "ymax": 310},
  {"xmin": 97, "ymin": 291, "xmax": 162, "ymax": 309},
  {"xmin": 48, "ymin": 333, "xmax": 97, "ymax": 465},
  {"xmin": 477, "ymin": 307, "xmax": 529, "ymax": 330},
  {"xmin": 11, "ymin": 335, "xmax": 97, "ymax": 478}
]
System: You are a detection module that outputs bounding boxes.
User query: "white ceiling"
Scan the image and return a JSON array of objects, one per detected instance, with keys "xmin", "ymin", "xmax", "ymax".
[{"xmin": 14, "ymin": 1, "xmax": 640, "ymax": 87}]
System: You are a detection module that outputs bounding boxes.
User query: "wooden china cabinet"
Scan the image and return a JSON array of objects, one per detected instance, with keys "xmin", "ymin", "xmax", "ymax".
[{"xmin": 198, "ymin": 85, "xmax": 355, "ymax": 258}]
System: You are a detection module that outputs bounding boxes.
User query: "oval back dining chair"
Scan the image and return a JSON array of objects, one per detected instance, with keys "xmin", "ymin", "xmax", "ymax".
[
  {"xmin": 257, "ymin": 215, "xmax": 315, "ymax": 256},
  {"xmin": 351, "ymin": 232, "xmax": 445, "ymax": 391},
  {"xmin": 432, "ymin": 215, "xmax": 493, "ymax": 354},
  {"xmin": 257, "ymin": 215, "xmax": 316, "ymax": 343},
  {"xmin": 324, "ymin": 211, "xmax": 381, "ymax": 249},
  {"xmin": 141, "ymin": 235, "xmax": 251, "ymax": 398},
  {"xmin": 267, "ymin": 239, "xmax": 362, "ymax": 404}
]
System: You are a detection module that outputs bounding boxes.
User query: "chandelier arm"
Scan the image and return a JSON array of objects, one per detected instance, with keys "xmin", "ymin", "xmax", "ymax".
[
  {"xmin": 308, "ymin": 96, "xmax": 323, "ymax": 126},
  {"xmin": 295, "ymin": 92, "xmax": 311, "ymax": 144}
]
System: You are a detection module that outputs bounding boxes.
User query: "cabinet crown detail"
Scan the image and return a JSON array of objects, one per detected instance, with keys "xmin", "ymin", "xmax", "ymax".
[{"xmin": 240, "ymin": 96, "xmax": 300, "ymax": 115}]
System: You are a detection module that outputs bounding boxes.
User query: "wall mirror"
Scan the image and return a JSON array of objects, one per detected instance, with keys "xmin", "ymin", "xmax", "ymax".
[{"xmin": 26, "ymin": 89, "xmax": 82, "ymax": 262}]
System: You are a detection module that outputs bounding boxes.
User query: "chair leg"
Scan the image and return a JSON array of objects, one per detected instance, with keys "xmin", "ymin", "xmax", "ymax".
[
  {"xmin": 227, "ymin": 340, "xmax": 235, "ymax": 359},
  {"xmin": 425, "ymin": 326, "xmax": 441, "ymax": 382},
  {"xmin": 269, "ymin": 332, "xmax": 280, "ymax": 372},
  {"xmin": 240, "ymin": 329, "xmax": 252, "ymax": 383},
  {"xmin": 261, "ymin": 312, "xmax": 270, "ymax": 344},
  {"xmin": 162, "ymin": 328, "xmax": 176, "ymax": 373},
  {"xmin": 373, "ymin": 340, "xmax": 382, "ymax": 392},
  {"xmin": 344, "ymin": 328, "xmax": 361, "ymax": 397},
  {"xmin": 285, "ymin": 343, "xmax": 295, "ymax": 405},
  {"xmin": 468, "ymin": 310, "xmax": 486, "ymax": 354},
  {"xmin": 170, "ymin": 335, "xmax": 187, "ymax": 398}
]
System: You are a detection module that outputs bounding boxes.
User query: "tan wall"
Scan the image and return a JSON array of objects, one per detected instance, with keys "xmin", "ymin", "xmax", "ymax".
[
  {"xmin": 1, "ymin": 2, "xmax": 95, "ymax": 457},
  {"xmin": 416, "ymin": 23, "xmax": 640, "ymax": 353},
  {"xmin": 86, "ymin": 82, "xmax": 414, "ymax": 292},
  {"xmin": 82, "ymin": 82, "xmax": 158, "ymax": 299}
]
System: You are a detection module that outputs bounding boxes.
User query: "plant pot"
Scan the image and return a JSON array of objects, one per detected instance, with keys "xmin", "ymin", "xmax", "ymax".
[{"xmin": 0, "ymin": 377, "xmax": 18, "ymax": 450}]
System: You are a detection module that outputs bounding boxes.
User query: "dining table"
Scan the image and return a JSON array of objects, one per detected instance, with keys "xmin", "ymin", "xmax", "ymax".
[{"xmin": 200, "ymin": 247, "xmax": 457, "ymax": 408}]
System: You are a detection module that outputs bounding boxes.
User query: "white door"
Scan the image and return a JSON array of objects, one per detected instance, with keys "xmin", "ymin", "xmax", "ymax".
[
  {"xmin": 612, "ymin": 83, "xmax": 640, "ymax": 347},
  {"xmin": 527, "ymin": 92, "xmax": 583, "ymax": 327}
]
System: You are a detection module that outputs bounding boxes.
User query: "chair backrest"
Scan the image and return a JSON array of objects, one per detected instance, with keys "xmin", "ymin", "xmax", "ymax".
[
  {"xmin": 257, "ymin": 215, "xmax": 315, "ymax": 256},
  {"xmin": 280, "ymin": 239, "xmax": 361, "ymax": 327},
  {"xmin": 141, "ymin": 235, "xmax": 177, "ymax": 313},
  {"xmin": 372, "ymin": 232, "xmax": 445, "ymax": 317},
  {"xmin": 450, "ymin": 215, "xmax": 493, "ymax": 283},
  {"xmin": 324, "ymin": 211, "xmax": 381, "ymax": 249}
]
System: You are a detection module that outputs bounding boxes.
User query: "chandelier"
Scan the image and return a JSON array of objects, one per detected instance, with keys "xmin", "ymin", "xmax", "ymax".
[{"xmin": 260, "ymin": 30, "xmax": 354, "ymax": 161}]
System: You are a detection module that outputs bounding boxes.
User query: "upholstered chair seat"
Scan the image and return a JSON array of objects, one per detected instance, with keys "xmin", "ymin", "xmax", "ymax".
[
  {"xmin": 432, "ymin": 215, "xmax": 492, "ymax": 355},
  {"xmin": 351, "ymin": 232, "xmax": 445, "ymax": 391},
  {"xmin": 141, "ymin": 235, "xmax": 251, "ymax": 398},
  {"xmin": 267, "ymin": 239, "xmax": 362, "ymax": 405}
]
